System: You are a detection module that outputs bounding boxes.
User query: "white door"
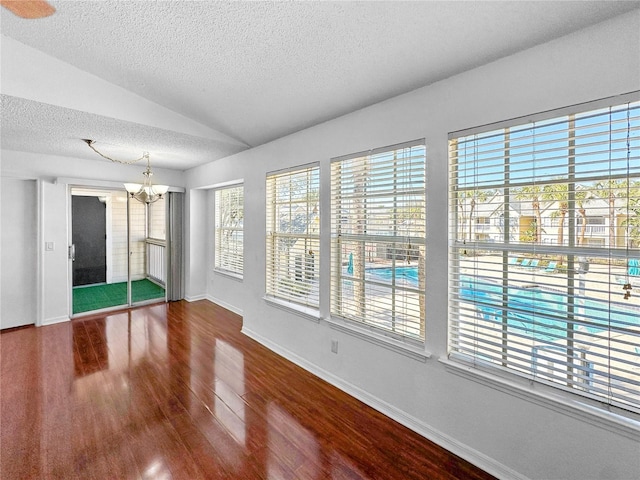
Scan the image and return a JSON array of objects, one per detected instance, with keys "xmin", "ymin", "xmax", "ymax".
[{"xmin": 1, "ymin": 178, "xmax": 37, "ymax": 329}]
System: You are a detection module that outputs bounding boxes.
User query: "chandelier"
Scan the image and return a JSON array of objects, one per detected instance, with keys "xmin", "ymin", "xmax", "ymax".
[
  {"xmin": 83, "ymin": 139, "xmax": 169, "ymax": 204},
  {"xmin": 124, "ymin": 153, "xmax": 169, "ymax": 204}
]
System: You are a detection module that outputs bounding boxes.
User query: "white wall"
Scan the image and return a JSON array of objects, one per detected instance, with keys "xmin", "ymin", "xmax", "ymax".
[
  {"xmin": 0, "ymin": 178, "xmax": 37, "ymax": 329},
  {"xmin": 184, "ymin": 11, "xmax": 640, "ymax": 480},
  {"xmin": 0, "ymin": 151, "xmax": 185, "ymax": 324},
  {"xmin": 184, "ymin": 188, "xmax": 208, "ymax": 301}
]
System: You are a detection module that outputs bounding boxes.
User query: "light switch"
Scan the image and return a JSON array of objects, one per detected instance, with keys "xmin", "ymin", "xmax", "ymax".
[{"xmin": 45, "ymin": 242, "xmax": 54, "ymax": 251}]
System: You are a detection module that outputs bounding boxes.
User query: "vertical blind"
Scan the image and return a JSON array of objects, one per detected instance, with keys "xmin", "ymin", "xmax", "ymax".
[
  {"xmin": 214, "ymin": 185, "xmax": 244, "ymax": 276},
  {"xmin": 167, "ymin": 192, "xmax": 184, "ymax": 301},
  {"xmin": 266, "ymin": 164, "xmax": 320, "ymax": 308},
  {"xmin": 449, "ymin": 96, "xmax": 640, "ymax": 412},
  {"xmin": 331, "ymin": 140, "xmax": 426, "ymax": 341}
]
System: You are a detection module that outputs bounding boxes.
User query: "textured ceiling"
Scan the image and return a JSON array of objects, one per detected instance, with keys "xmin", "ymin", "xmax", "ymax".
[{"xmin": 2, "ymin": 1, "xmax": 639, "ymax": 170}]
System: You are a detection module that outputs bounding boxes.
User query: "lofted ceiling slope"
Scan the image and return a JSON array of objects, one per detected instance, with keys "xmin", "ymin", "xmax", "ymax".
[{"xmin": 1, "ymin": 1, "xmax": 639, "ymax": 170}]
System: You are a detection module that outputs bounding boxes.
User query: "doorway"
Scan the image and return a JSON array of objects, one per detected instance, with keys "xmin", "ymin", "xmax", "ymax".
[
  {"xmin": 71, "ymin": 187, "xmax": 166, "ymax": 315},
  {"xmin": 72, "ymin": 196, "xmax": 107, "ymax": 286}
]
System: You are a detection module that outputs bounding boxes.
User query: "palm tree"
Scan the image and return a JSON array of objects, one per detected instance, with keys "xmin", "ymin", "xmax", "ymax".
[
  {"xmin": 593, "ymin": 179, "xmax": 629, "ymax": 248},
  {"xmin": 621, "ymin": 180, "xmax": 640, "ymax": 247},
  {"xmin": 575, "ymin": 190, "xmax": 589, "ymax": 246},
  {"xmin": 457, "ymin": 189, "xmax": 492, "ymax": 243},
  {"xmin": 542, "ymin": 183, "xmax": 568, "ymax": 247},
  {"xmin": 514, "ymin": 185, "xmax": 543, "ymax": 243}
]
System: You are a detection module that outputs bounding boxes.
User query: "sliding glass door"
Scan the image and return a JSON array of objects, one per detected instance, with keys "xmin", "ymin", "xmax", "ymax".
[
  {"xmin": 71, "ymin": 187, "xmax": 166, "ymax": 315},
  {"xmin": 129, "ymin": 194, "xmax": 167, "ymax": 305}
]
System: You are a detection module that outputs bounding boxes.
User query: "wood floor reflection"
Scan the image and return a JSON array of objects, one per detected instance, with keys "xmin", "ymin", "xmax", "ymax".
[{"xmin": 1, "ymin": 300, "xmax": 495, "ymax": 480}]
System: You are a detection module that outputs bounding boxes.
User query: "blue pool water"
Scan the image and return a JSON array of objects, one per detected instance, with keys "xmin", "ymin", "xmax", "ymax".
[
  {"xmin": 367, "ymin": 266, "xmax": 419, "ymax": 284},
  {"xmin": 366, "ymin": 266, "xmax": 639, "ymax": 341}
]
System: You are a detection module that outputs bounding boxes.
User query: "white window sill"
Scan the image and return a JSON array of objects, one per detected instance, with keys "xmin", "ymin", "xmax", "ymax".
[
  {"xmin": 213, "ymin": 268, "xmax": 243, "ymax": 282},
  {"xmin": 327, "ymin": 316, "xmax": 431, "ymax": 363},
  {"xmin": 263, "ymin": 296, "xmax": 321, "ymax": 323},
  {"xmin": 439, "ymin": 356, "xmax": 640, "ymax": 441}
]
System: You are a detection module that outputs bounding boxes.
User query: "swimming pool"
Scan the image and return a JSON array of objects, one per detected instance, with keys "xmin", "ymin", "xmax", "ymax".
[{"xmin": 366, "ymin": 266, "xmax": 640, "ymax": 341}]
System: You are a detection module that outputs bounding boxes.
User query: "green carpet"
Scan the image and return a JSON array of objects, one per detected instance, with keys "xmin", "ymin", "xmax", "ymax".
[{"xmin": 73, "ymin": 279, "xmax": 165, "ymax": 314}]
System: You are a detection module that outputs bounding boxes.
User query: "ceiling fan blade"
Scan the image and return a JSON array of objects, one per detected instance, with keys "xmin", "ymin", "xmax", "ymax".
[{"xmin": 0, "ymin": 0, "xmax": 55, "ymax": 19}]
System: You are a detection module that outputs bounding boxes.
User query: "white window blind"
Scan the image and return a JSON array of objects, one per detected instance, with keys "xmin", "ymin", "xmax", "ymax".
[
  {"xmin": 331, "ymin": 141, "xmax": 426, "ymax": 341},
  {"xmin": 266, "ymin": 164, "xmax": 320, "ymax": 308},
  {"xmin": 449, "ymin": 95, "xmax": 640, "ymax": 413},
  {"xmin": 215, "ymin": 185, "xmax": 244, "ymax": 276}
]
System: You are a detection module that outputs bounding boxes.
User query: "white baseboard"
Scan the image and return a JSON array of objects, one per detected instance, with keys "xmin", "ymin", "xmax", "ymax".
[
  {"xmin": 206, "ymin": 295, "xmax": 243, "ymax": 317},
  {"xmin": 241, "ymin": 326, "xmax": 528, "ymax": 480},
  {"xmin": 184, "ymin": 294, "xmax": 207, "ymax": 302},
  {"xmin": 40, "ymin": 315, "xmax": 69, "ymax": 326}
]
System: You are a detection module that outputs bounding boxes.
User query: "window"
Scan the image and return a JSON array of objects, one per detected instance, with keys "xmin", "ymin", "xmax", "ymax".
[
  {"xmin": 331, "ymin": 141, "xmax": 426, "ymax": 341},
  {"xmin": 449, "ymin": 96, "xmax": 640, "ymax": 413},
  {"xmin": 214, "ymin": 185, "xmax": 243, "ymax": 276},
  {"xmin": 266, "ymin": 164, "xmax": 320, "ymax": 308}
]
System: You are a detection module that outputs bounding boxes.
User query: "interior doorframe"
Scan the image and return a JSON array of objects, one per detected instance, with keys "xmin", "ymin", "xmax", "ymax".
[
  {"xmin": 62, "ymin": 177, "xmax": 182, "ymax": 318},
  {"xmin": 67, "ymin": 181, "xmax": 124, "ymax": 318}
]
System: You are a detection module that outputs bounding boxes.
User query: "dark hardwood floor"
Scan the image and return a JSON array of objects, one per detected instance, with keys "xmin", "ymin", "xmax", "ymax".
[{"xmin": 1, "ymin": 300, "xmax": 495, "ymax": 480}]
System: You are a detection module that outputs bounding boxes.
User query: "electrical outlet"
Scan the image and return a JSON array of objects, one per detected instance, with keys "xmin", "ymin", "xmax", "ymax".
[
  {"xmin": 331, "ymin": 339, "xmax": 338, "ymax": 354},
  {"xmin": 45, "ymin": 242, "xmax": 54, "ymax": 251}
]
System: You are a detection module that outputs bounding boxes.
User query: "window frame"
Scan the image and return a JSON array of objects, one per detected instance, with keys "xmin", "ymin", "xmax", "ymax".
[
  {"xmin": 330, "ymin": 140, "xmax": 427, "ymax": 343},
  {"xmin": 448, "ymin": 92, "xmax": 640, "ymax": 414},
  {"xmin": 265, "ymin": 163, "xmax": 320, "ymax": 311}
]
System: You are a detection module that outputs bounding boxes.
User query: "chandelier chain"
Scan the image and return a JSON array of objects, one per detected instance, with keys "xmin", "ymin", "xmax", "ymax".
[
  {"xmin": 83, "ymin": 139, "xmax": 167, "ymax": 204},
  {"xmin": 83, "ymin": 139, "xmax": 146, "ymax": 165}
]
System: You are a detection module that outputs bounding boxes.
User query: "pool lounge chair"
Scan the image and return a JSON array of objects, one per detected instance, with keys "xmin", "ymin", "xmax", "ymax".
[
  {"xmin": 528, "ymin": 259, "xmax": 540, "ymax": 268},
  {"xmin": 544, "ymin": 261, "xmax": 557, "ymax": 273},
  {"xmin": 508, "ymin": 257, "xmax": 521, "ymax": 266},
  {"xmin": 519, "ymin": 258, "xmax": 531, "ymax": 268},
  {"xmin": 616, "ymin": 259, "xmax": 640, "ymax": 284}
]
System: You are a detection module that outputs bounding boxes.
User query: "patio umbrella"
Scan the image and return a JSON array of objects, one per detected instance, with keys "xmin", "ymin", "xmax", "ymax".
[{"xmin": 347, "ymin": 252, "xmax": 354, "ymax": 275}]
